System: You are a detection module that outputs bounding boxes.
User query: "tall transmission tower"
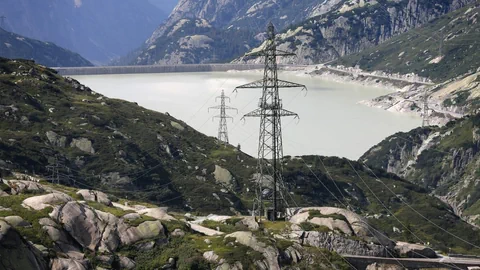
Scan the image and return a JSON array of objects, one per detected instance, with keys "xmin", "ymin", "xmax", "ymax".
[
  {"xmin": 208, "ymin": 90, "xmax": 237, "ymax": 144},
  {"xmin": 422, "ymin": 88, "xmax": 430, "ymax": 127},
  {"xmin": 234, "ymin": 22, "xmax": 306, "ymax": 221}
]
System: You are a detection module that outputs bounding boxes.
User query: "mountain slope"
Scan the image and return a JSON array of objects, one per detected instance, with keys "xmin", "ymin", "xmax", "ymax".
[
  {"xmin": 0, "ymin": 28, "xmax": 92, "ymax": 67},
  {"xmin": 237, "ymin": 0, "xmax": 475, "ymax": 65},
  {"xmin": 1, "ymin": 58, "xmax": 480, "ymax": 253},
  {"xmin": 361, "ymin": 113, "xmax": 480, "ymax": 226},
  {"xmin": 333, "ymin": 2, "xmax": 480, "ymax": 82},
  {"xmin": 130, "ymin": 0, "xmax": 337, "ymax": 65},
  {"xmin": 0, "ymin": 0, "xmax": 166, "ymax": 64}
]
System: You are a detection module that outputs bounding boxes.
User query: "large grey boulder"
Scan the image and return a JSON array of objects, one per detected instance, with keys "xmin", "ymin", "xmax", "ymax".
[
  {"xmin": 51, "ymin": 258, "xmax": 89, "ymax": 270},
  {"xmin": 119, "ymin": 256, "xmax": 136, "ymax": 269},
  {"xmin": 76, "ymin": 189, "xmax": 112, "ymax": 206},
  {"xmin": 50, "ymin": 202, "xmax": 166, "ymax": 252},
  {"xmin": 189, "ymin": 223, "xmax": 224, "ymax": 236},
  {"xmin": 291, "ymin": 230, "xmax": 388, "ymax": 257},
  {"xmin": 225, "ymin": 231, "xmax": 280, "ymax": 270},
  {"xmin": 46, "ymin": 131, "xmax": 67, "ymax": 148},
  {"xmin": 70, "ymin": 138, "xmax": 95, "ymax": 154},
  {"xmin": 22, "ymin": 193, "xmax": 73, "ymax": 210},
  {"xmin": 5, "ymin": 180, "xmax": 44, "ymax": 195},
  {"xmin": 236, "ymin": 216, "xmax": 259, "ymax": 231},
  {"xmin": 213, "ymin": 165, "xmax": 234, "ymax": 189},
  {"xmin": 39, "ymin": 218, "xmax": 84, "ymax": 260},
  {"xmin": 3, "ymin": 216, "xmax": 31, "ymax": 227},
  {"xmin": 394, "ymin": 241, "xmax": 437, "ymax": 258},
  {"xmin": 137, "ymin": 207, "xmax": 176, "ymax": 221},
  {"xmin": 0, "ymin": 220, "xmax": 48, "ymax": 270},
  {"xmin": 290, "ymin": 207, "xmax": 370, "ymax": 237}
]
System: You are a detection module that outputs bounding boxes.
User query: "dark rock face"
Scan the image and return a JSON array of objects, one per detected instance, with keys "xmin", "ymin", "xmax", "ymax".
[
  {"xmin": 361, "ymin": 114, "xmax": 480, "ymax": 226},
  {"xmin": 240, "ymin": 0, "xmax": 476, "ymax": 65},
  {"xmin": 0, "ymin": 220, "xmax": 48, "ymax": 270}
]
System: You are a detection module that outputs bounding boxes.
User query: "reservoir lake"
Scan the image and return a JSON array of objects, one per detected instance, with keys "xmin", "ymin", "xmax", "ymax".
[{"xmin": 72, "ymin": 71, "xmax": 421, "ymax": 160}]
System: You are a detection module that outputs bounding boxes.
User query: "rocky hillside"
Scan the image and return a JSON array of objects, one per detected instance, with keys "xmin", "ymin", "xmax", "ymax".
[
  {"xmin": 334, "ymin": 2, "xmax": 480, "ymax": 83},
  {"xmin": 1, "ymin": 58, "xmax": 480, "ymax": 254},
  {"xmin": 0, "ymin": 28, "xmax": 92, "ymax": 68},
  {"xmin": 360, "ymin": 70, "xmax": 480, "ymax": 126},
  {"xmin": 361, "ymin": 113, "xmax": 480, "ymax": 227},
  {"xmin": 130, "ymin": 0, "xmax": 340, "ymax": 65},
  {"xmin": 237, "ymin": 0, "xmax": 475, "ymax": 65},
  {"xmin": 131, "ymin": 18, "xmax": 257, "ymax": 65},
  {"xmin": 2, "ymin": 175, "xmax": 437, "ymax": 269},
  {"xmin": 0, "ymin": 0, "xmax": 166, "ymax": 64}
]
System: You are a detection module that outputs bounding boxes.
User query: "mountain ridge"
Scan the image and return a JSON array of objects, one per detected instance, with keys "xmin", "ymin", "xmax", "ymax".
[{"xmin": 0, "ymin": 27, "xmax": 92, "ymax": 67}]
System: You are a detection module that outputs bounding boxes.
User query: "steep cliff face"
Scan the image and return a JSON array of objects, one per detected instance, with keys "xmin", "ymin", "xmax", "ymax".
[
  {"xmin": 0, "ymin": 28, "xmax": 92, "ymax": 67},
  {"xmin": 361, "ymin": 113, "xmax": 480, "ymax": 226},
  {"xmin": 334, "ymin": 2, "xmax": 480, "ymax": 82},
  {"xmin": 238, "ymin": 0, "xmax": 476, "ymax": 65},
  {"xmin": 132, "ymin": 0, "xmax": 335, "ymax": 65},
  {"xmin": 134, "ymin": 18, "xmax": 257, "ymax": 65},
  {"xmin": 0, "ymin": 0, "xmax": 166, "ymax": 64}
]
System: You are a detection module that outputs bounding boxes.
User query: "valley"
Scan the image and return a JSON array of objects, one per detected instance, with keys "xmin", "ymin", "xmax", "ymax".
[{"xmin": 0, "ymin": 0, "xmax": 479, "ymax": 269}]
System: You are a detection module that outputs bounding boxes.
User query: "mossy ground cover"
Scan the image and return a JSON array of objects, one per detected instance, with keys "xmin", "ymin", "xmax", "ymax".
[{"xmin": 0, "ymin": 194, "xmax": 53, "ymax": 248}]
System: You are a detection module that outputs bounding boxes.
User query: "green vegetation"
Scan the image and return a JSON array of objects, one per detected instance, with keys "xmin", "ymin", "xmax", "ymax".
[
  {"xmin": 299, "ymin": 222, "xmax": 331, "ymax": 233},
  {"xmin": 85, "ymin": 201, "xmax": 135, "ymax": 217},
  {"xmin": 135, "ymin": 237, "xmax": 211, "ymax": 270},
  {"xmin": 334, "ymin": 3, "xmax": 480, "ymax": 82},
  {"xmin": 0, "ymin": 195, "xmax": 53, "ymax": 248},
  {"xmin": 308, "ymin": 210, "xmax": 348, "ymax": 223}
]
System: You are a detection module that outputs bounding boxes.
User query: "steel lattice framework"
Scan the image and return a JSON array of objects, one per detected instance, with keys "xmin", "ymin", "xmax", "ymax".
[
  {"xmin": 209, "ymin": 90, "xmax": 237, "ymax": 144},
  {"xmin": 235, "ymin": 22, "xmax": 306, "ymax": 221}
]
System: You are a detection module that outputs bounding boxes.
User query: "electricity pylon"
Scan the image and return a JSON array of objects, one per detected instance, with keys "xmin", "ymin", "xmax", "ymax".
[
  {"xmin": 234, "ymin": 22, "xmax": 306, "ymax": 221},
  {"xmin": 208, "ymin": 90, "xmax": 237, "ymax": 145},
  {"xmin": 422, "ymin": 88, "xmax": 430, "ymax": 127}
]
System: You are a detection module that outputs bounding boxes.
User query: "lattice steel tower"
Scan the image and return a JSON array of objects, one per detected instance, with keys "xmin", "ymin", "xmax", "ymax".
[
  {"xmin": 422, "ymin": 88, "xmax": 430, "ymax": 127},
  {"xmin": 209, "ymin": 90, "xmax": 237, "ymax": 144},
  {"xmin": 235, "ymin": 22, "xmax": 306, "ymax": 221}
]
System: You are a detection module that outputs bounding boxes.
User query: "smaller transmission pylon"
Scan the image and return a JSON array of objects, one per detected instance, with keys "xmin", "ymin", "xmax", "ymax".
[
  {"xmin": 422, "ymin": 88, "xmax": 430, "ymax": 127},
  {"xmin": 209, "ymin": 90, "xmax": 238, "ymax": 145}
]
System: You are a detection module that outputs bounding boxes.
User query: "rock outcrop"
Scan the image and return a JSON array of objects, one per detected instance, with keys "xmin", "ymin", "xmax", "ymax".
[
  {"xmin": 0, "ymin": 220, "xmax": 48, "ymax": 270},
  {"xmin": 226, "ymin": 231, "xmax": 280, "ymax": 270},
  {"xmin": 76, "ymin": 189, "xmax": 112, "ymax": 206},
  {"xmin": 4, "ymin": 180, "xmax": 44, "ymax": 195},
  {"xmin": 49, "ymin": 202, "xmax": 166, "ymax": 252},
  {"xmin": 22, "ymin": 193, "xmax": 73, "ymax": 210}
]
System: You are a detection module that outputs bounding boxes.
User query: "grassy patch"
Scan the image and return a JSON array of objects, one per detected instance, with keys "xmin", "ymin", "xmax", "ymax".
[
  {"xmin": 299, "ymin": 222, "xmax": 331, "ymax": 233},
  {"xmin": 85, "ymin": 201, "xmax": 134, "ymax": 217},
  {"xmin": 0, "ymin": 195, "xmax": 53, "ymax": 247}
]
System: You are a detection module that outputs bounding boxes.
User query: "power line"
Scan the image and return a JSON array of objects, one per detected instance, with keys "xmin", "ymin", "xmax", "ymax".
[
  {"xmin": 208, "ymin": 90, "xmax": 238, "ymax": 145},
  {"xmin": 234, "ymin": 22, "xmax": 307, "ymax": 221}
]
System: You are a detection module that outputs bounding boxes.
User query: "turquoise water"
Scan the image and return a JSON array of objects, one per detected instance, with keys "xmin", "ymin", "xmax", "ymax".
[{"xmin": 72, "ymin": 71, "xmax": 421, "ymax": 160}]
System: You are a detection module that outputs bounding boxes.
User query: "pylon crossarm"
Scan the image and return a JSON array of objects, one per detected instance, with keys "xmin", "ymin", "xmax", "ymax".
[
  {"xmin": 277, "ymin": 80, "xmax": 307, "ymax": 90},
  {"xmin": 234, "ymin": 80, "xmax": 265, "ymax": 90},
  {"xmin": 224, "ymin": 106, "xmax": 238, "ymax": 113},
  {"xmin": 242, "ymin": 108, "xmax": 264, "ymax": 118},
  {"xmin": 279, "ymin": 109, "xmax": 299, "ymax": 118},
  {"xmin": 208, "ymin": 106, "xmax": 222, "ymax": 112}
]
